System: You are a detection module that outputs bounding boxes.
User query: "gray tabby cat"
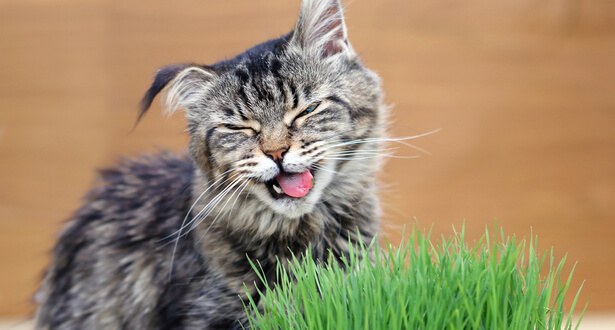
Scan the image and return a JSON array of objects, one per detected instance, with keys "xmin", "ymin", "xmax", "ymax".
[{"xmin": 35, "ymin": 0, "xmax": 386, "ymax": 328}]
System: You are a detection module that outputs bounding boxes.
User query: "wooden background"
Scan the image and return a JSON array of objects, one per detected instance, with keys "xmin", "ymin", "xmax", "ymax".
[{"xmin": 1, "ymin": 0, "xmax": 614, "ymax": 318}]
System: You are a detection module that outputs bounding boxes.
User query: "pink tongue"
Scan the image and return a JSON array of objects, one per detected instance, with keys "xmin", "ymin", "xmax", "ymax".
[{"xmin": 276, "ymin": 170, "xmax": 314, "ymax": 198}]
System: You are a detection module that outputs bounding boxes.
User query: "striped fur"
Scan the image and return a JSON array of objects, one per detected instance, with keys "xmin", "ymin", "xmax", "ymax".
[{"xmin": 35, "ymin": 0, "xmax": 387, "ymax": 328}]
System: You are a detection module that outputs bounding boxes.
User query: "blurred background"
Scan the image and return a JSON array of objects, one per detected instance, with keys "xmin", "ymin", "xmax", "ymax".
[{"xmin": 1, "ymin": 0, "xmax": 614, "ymax": 327}]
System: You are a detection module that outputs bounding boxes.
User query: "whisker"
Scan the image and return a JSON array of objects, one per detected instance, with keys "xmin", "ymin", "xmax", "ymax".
[
  {"xmin": 312, "ymin": 165, "xmax": 342, "ymax": 175},
  {"xmin": 326, "ymin": 129, "xmax": 440, "ymax": 155},
  {"xmin": 167, "ymin": 173, "xmax": 244, "ymax": 279},
  {"xmin": 159, "ymin": 168, "xmax": 239, "ymax": 243},
  {"xmin": 196, "ymin": 179, "xmax": 251, "ymax": 244},
  {"xmin": 325, "ymin": 148, "xmax": 399, "ymax": 157},
  {"xmin": 327, "ymin": 146, "xmax": 399, "ymax": 152},
  {"xmin": 227, "ymin": 180, "xmax": 251, "ymax": 218},
  {"xmin": 186, "ymin": 175, "xmax": 245, "ymax": 234},
  {"xmin": 321, "ymin": 153, "xmax": 420, "ymax": 161},
  {"xmin": 318, "ymin": 128, "xmax": 360, "ymax": 142}
]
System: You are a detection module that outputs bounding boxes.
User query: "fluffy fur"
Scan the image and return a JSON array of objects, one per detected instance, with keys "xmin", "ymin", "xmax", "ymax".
[{"xmin": 35, "ymin": 0, "xmax": 387, "ymax": 328}]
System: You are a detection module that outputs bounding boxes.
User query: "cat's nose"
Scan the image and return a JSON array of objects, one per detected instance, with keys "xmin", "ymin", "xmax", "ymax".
[{"xmin": 264, "ymin": 147, "xmax": 288, "ymax": 162}]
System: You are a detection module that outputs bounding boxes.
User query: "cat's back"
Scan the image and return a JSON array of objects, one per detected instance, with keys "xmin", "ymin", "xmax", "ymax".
[
  {"xmin": 35, "ymin": 153, "xmax": 214, "ymax": 329},
  {"xmin": 53, "ymin": 152, "xmax": 195, "ymax": 253}
]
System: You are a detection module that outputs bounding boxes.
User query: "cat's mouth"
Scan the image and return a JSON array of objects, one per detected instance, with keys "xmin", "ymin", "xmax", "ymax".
[{"xmin": 265, "ymin": 169, "xmax": 314, "ymax": 199}]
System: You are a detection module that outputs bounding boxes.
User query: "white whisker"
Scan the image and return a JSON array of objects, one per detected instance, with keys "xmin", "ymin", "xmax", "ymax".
[
  {"xmin": 160, "ymin": 168, "xmax": 239, "ymax": 243},
  {"xmin": 312, "ymin": 164, "xmax": 341, "ymax": 175},
  {"xmin": 322, "ymin": 153, "xmax": 420, "ymax": 161},
  {"xmin": 325, "ymin": 148, "xmax": 398, "ymax": 157},
  {"xmin": 167, "ymin": 173, "xmax": 244, "ymax": 279},
  {"xmin": 227, "ymin": 180, "xmax": 251, "ymax": 218},
  {"xmin": 186, "ymin": 176, "xmax": 245, "ymax": 234},
  {"xmin": 196, "ymin": 179, "xmax": 251, "ymax": 244},
  {"xmin": 326, "ymin": 129, "xmax": 440, "ymax": 155}
]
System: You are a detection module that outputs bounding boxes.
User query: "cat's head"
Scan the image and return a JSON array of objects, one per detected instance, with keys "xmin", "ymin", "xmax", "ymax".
[{"xmin": 139, "ymin": 0, "xmax": 384, "ymax": 219}]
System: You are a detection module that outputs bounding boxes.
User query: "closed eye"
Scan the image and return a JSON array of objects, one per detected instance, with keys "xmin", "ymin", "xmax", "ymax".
[
  {"xmin": 297, "ymin": 102, "xmax": 320, "ymax": 118},
  {"xmin": 224, "ymin": 124, "xmax": 243, "ymax": 130},
  {"xmin": 223, "ymin": 123, "xmax": 256, "ymax": 134}
]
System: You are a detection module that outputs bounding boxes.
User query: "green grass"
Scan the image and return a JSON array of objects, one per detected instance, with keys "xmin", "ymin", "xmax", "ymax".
[{"xmin": 243, "ymin": 225, "xmax": 588, "ymax": 329}]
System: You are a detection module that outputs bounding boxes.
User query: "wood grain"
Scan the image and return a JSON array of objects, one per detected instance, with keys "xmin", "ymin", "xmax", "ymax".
[{"xmin": 1, "ymin": 0, "xmax": 614, "ymax": 316}]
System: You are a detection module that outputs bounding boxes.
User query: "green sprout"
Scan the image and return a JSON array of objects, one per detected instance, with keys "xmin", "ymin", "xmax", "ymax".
[{"xmin": 243, "ymin": 224, "xmax": 587, "ymax": 329}]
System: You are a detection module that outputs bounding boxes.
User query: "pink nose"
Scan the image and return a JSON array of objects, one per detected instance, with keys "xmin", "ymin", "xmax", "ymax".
[{"xmin": 265, "ymin": 148, "xmax": 288, "ymax": 161}]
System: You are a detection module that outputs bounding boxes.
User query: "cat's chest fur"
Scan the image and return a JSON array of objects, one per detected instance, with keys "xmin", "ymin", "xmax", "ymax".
[{"xmin": 192, "ymin": 163, "xmax": 379, "ymax": 295}]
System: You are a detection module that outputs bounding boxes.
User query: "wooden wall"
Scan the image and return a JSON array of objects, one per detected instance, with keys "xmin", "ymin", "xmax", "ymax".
[{"xmin": 1, "ymin": 0, "xmax": 614, "ymax": 317}]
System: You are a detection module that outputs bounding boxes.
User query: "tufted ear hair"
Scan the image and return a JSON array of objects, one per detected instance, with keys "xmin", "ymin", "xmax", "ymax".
[
  {"xmin": 137, "ymin": 64, "xmax": 217, "ymax": 124},
  {"xmin": 291, "ymin": 0, "xmax": 353, "ymax": 58}
]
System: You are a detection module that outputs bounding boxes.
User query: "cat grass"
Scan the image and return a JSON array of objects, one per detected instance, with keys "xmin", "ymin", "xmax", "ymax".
[{"xmin": 243, "ymin": 225, "xmax": 587, "ymax": 329}]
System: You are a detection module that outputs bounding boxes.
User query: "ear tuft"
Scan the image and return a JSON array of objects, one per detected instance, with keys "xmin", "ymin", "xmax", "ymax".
[
  {"xmin": 292, "ymin": 0, "xmax": 351, "ymax": 58},
  {"xmin": 136, "ymin": 64, "xmax": 216, "ymax": 125},
  {"xmin": 163, "ymin": 66, "xmax": 216, "ymax": 116}
]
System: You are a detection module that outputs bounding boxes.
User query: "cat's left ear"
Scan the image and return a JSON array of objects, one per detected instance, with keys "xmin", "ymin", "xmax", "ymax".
[
  {"xmin": 137, "ymin": 64, "xmax": 217, "ymax": 124},
  {"xmin": 291, "ymin": 0, "xmax": 353, "ymax": 58}
]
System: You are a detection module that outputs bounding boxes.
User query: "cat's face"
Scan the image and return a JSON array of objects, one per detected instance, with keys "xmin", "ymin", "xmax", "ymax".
[
  {"xmin": 139, "ymin": 0, "xmax": 383, "ymax": 219},
  {"xmin": 188, "ymin": 52, "xmax": 380, "ymax": 218}
]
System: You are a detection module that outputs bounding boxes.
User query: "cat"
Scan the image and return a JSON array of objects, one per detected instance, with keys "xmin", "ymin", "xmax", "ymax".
[{"xmin": 35, "ymin": 0, "xmax": 386, "ymax": 328}]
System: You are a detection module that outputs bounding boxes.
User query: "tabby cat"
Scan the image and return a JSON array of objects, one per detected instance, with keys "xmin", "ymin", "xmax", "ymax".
[{"xmin": 35, "ymin": 0, "xmax": 386, "ymax": 328}]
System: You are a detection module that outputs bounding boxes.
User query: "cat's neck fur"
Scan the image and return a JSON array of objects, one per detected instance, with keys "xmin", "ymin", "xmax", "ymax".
[{"xmin": 191, "ymin": 156, "xmax": 381, "ymax": 294}]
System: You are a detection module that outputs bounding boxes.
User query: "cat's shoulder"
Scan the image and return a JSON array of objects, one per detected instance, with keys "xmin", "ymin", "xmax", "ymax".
[
  {"xmin": 97, "ymin": 151, "xmax": 194, "ymax": 199},
  {"xmin": 58, "ymin": 152, "xmax": 195, "ymax": 248}
]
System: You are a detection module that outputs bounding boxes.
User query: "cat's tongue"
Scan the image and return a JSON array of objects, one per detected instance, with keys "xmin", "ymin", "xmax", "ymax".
[{"xmin": 276, "ymin": 170, "xmax": 314, "ymax": 198}]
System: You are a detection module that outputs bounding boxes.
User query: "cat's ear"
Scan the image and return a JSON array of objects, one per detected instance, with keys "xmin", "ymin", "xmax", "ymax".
[
  {"xmin": 137, "ymin": 64, "xmax": 216, "ymax": 124},
  {"xmin": 291, "ymin": 0, "xmax": 353, "ymax": 58}
]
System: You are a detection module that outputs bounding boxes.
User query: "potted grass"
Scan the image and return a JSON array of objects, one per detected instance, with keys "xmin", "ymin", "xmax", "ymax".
[{"xmin": 243, "ymin": 225, "xmax": 587, "ymax": 329}]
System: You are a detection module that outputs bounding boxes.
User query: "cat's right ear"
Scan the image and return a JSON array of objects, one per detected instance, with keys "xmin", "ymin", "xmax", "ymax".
[
  {"xmin": 291, "ymin": 0, "xmax": 353, "ymax": 58},
  {"xmin": 137, "ymin": 64, "xmax": 217, "ymax": 125}
]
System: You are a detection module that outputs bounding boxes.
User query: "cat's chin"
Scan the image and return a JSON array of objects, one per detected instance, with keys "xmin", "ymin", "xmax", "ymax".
[{"xmin": 260, "ymin": 186, "xmax": 321, "ymax": 219}]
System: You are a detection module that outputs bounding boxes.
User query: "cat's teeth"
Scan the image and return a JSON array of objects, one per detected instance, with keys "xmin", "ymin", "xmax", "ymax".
[{"xmin": 272, "ymin": 183, "xmax": 283, "ymax": 195}]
